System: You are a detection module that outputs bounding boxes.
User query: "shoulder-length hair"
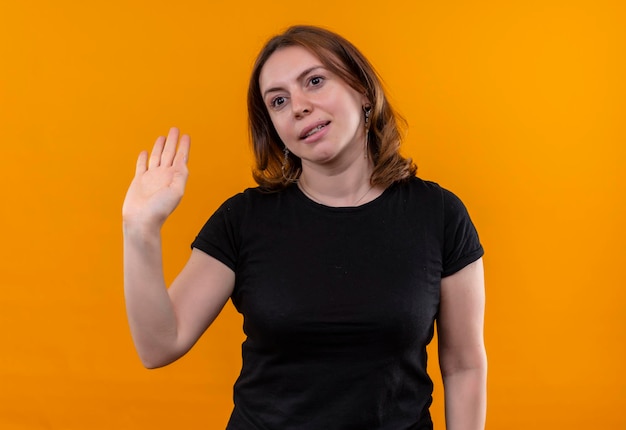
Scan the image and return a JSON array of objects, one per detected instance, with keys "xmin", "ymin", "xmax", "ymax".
[{"xmin": 248, "ymin": 25, "xmax": 417, "ymax": 190}]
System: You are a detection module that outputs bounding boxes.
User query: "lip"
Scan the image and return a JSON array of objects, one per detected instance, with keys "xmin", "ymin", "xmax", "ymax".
[{"xmin": 299, "ymin": 120, "xmax": 331, "ymax": 140}]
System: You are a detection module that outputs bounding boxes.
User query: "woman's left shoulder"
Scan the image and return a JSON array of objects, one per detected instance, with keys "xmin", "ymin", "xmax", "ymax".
[
  {"xmin": 397, "ymin": 177, "xmax": 477, "ymax": 220},
  {"xmin": 399, "ymin": 176, "xmax": 448, "ymax": 199},
  {"xmin": 408, "ymin": 177, "xmax": 468, "ymax": 202}
]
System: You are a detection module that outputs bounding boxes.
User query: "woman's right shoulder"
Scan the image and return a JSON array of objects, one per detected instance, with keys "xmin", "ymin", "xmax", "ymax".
[{"xmin": 215, "ymin": 185, "xmax": 290, "ymax": 214}]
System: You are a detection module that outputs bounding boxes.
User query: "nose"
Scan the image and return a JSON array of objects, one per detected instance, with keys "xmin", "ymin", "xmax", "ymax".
[{"xmin": 290, "ymin": 90, "xmax": 312, "ymax": 119}]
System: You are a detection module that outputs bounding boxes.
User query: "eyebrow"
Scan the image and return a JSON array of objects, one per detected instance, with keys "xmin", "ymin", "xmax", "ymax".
[{"xmin": 262, "ymin": 66, "xmax": 325, "ymax": 99}]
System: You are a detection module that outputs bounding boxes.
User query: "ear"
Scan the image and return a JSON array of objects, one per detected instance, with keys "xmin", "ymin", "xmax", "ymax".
[{"xmin": 361, "ymin": 91, "xmax": 371, "ymax": 107}]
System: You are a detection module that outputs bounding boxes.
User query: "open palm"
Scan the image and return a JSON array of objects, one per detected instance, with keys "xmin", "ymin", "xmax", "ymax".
[{"xmin": 123, "ymin": 128, "xmax": 191, "ymax": 228}]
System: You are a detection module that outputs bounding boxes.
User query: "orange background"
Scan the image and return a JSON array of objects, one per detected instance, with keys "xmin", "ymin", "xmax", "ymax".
[{"xmin": 1, "ymin": 0, "xmax": 624, "ymax": 428}]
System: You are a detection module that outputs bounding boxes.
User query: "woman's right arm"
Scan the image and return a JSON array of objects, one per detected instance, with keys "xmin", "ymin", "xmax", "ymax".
[{"xmin": 122, "ymin": 128, "xmax": 234, "ymax": 369}]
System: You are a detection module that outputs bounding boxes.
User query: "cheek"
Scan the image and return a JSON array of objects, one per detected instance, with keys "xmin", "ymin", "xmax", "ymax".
[
  {"xmin": 335, "ymin": 92, "xmax": 365, "ymax": 124},
  {"xmin": 268, "ymin": 114, "xmax": 293, "ymax": 144},
  {"xmin": 341, "ymin": 100, "xmax": 365, "ymax": 130}
]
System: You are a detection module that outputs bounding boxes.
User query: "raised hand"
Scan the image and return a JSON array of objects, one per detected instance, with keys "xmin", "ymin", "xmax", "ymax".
[{"xmin": 122, "ymin": 127, "xmax": 191, "ymax": 229}]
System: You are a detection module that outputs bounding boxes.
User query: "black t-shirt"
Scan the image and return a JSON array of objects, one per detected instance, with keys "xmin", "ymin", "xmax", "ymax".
[{"xmin": 192, "ymin": 177, "xmax": 483, "ymax": 430}]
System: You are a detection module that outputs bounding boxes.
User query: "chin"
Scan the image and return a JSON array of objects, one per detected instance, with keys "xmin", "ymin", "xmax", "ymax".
[{"xmin": 311, "ymin": 149, "xmax": 342, "ymax": 164}]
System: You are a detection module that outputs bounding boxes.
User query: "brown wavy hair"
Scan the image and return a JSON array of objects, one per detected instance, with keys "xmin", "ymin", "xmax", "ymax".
[{"xmin": 248, "ymin": 25, "xmax": 417, "ymax": 190}]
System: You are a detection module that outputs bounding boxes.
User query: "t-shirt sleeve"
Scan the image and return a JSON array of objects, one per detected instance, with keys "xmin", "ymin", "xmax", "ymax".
[
  {"xmin": 191, "ymin": 194, "xmax": 244, "ymax": 272},
  {"xmin": 441, "ymin": 188, "xmax": 484, "ymax": 277}
]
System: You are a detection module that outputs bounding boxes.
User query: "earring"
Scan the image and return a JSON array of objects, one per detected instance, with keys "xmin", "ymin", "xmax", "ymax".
[
  {"xmin": 282, "ymin": 147, "xmax": 290, "ymax": 179},
  {"xmin": 363, "ymin": 104, "xmax": 372, "ymax": 129},
  {"xmin": 363, "ymin": 105, "xmax": 372, "ymax": 159},
  {"xmin": 282, "ymin": 147, "xmax": 299, "ymax": 183}
]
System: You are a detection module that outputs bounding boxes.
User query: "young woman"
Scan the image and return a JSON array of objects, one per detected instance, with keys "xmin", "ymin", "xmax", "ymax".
[{"xmin": 123, "ymin": 25, "xmax": 487, "ymax": 430}]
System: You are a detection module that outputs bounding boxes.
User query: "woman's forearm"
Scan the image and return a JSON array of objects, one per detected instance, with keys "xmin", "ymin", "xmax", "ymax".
[
  {"xmin": 442, "ymin": 361, "xmax": 487, "ymax": 430},
  {"xmin": 123, "ymin": 222, "xmax": 180, "ymax": 368}
]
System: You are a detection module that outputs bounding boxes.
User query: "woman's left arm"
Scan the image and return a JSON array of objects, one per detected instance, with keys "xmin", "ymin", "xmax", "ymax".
[{"xmin": 438, "ymin": 258, "xmax": 487, "ymax": 430}]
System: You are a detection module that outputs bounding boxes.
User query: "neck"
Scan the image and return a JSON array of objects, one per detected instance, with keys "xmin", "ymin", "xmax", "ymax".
[{"xmin": 297, "ymin": 158, "xmax": 382, "ymax": 207}]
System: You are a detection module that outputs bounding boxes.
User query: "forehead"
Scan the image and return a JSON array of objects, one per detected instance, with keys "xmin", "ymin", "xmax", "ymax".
[{"xmin": 259, "ymin": 46, "xmax": 324, "ymax": 92}]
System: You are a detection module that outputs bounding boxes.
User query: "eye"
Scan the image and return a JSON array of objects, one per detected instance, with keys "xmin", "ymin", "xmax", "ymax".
[
  {"xmin": 270, "ymin": 96, "xmax": 286, "ymax": 109},
  {"xmin": 309, "ymin": 75, "xmax": 324, "ymax": 86}
]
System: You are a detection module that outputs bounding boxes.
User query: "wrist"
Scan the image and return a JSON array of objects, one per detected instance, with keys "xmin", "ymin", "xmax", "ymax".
[{"xmin": 122, "ymin": 218, "xmax": 163, "ymax": 241}]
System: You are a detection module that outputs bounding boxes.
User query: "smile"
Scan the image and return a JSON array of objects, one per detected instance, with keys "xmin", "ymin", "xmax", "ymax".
[
  {"xmin": 305, "ymin": 124, "xmax": 325, "ymax": 137},
  {"xmin": 300, "ymin": 121, "xmax": 331, "ymax": 139}
]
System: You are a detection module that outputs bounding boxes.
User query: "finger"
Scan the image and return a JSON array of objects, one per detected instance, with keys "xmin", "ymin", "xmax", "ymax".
[
  {"xmin": 173, "ymin": 133, "xmax": 191, "ymax": 169},
  {"xmin": 148, "ymin": 136, "xmax": 166, "ymax": 169},
  {"xmin": 161, "ymin": 127, "xmax": 180, "ymax": 167},
  {"xmin": 135, "ymin": 150, "xmax": 148, "ymax": 176}
]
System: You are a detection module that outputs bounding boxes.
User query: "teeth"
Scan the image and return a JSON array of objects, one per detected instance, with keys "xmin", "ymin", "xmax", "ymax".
[{"xmin": 305, "ymin": 124, "xmax": 325, "ymax": 137}]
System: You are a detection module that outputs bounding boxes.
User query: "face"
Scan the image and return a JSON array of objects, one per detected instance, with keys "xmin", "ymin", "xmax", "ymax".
[{"xmin": 259, "ymin": 45, "xmax": 368, "ymax": 168}]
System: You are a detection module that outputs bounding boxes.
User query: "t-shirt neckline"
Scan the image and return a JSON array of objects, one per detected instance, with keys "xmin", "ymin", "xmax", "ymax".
[{"xmin": 289, "ymin": 181, "xmax": 394, "ymax": 213}]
